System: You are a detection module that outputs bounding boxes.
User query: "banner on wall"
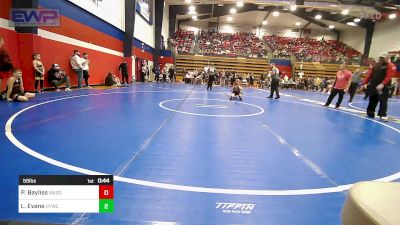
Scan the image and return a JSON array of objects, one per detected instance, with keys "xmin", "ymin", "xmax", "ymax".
[{"xmin": 136, "ymin": 0, "xmax": 152, "ymax": 24}]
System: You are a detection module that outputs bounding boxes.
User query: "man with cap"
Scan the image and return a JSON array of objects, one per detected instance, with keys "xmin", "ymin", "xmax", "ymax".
[
  {"xmin": 362, "ymin": 53, "xmax": 396, "ymax": 121},
  {"xmin": 267, "ymin": 63, "xmax": 280, "ymax": 99}
]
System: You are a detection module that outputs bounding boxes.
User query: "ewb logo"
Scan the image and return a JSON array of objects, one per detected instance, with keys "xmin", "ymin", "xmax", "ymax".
[
  {"xmin": 216, "ymin": 202, "xmax": 256, "ymax": 214},
  {"xmin": 10, "ymin": 9, "xmax": 60, "ymax": 27}
]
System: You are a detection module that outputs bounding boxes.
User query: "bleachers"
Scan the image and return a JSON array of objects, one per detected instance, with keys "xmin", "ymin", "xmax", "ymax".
[
  {"xmin": 176, "ymin": 54, "xmax": 269, "ymax": 79},
  {"xmin": 173, "ymin": 30, "xmax": 194, "ymax": 54},
  {"xmin": 264, "ymin": 36, "xmax": 362, "ymax": 63},
  {"xmin": 294, "ymin": 62, "xmax": 368, "ymax": 78}
]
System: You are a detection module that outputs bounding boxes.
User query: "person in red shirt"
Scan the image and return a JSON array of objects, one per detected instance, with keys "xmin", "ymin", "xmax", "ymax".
[
  {"xmin": 362, "ymin": 53, "xmax": 396, "ymax": 121},
  {"xmin": 324, "ymin": 64, "xmax": 352, "ymax": 109},
  {"xmin": 0, "ymin": 37, "xmax": 13, "ymax": 92}
]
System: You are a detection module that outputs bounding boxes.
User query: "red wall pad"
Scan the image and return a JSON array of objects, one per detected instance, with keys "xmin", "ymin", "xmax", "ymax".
[
  {"xmin": 0, "ymin": 0, "xmax": 12, "ymax": 20},
  {"xmin": 12, "ymin": 33, "xmax": 124, "ymax": 91}
]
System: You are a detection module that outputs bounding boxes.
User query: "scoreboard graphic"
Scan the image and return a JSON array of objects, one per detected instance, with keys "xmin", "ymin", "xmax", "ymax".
[{"xmin": 19, "ymin": 175, "xmax": 114, "ymax": 213}]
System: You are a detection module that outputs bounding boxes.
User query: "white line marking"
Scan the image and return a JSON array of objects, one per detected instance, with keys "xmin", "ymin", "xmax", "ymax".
[
  {"xmin": 159, "ymin": 98, "xmax": 264, "ymax": 118},
  {"xmin": 4, "ymin": 91, "xmax": 400, "ymax": 196},
  {"xmin": 349, "ymin": 102, "xmax": 400, "ymax": 119},
  {"xmin": 195, "ymin": 104, "xmax": 228, "ymax": 109}
]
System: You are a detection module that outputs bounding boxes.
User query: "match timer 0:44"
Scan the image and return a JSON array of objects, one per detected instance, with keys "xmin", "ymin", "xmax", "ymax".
[{"xmin": 19, "ymin": 175, "xmax": 114, "ymax": 213}]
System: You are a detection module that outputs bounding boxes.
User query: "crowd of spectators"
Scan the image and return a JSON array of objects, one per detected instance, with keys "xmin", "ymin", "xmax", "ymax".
[
  {"xmin": 172, "ymin": 30, "xmax": 362, "ymax": 63},
  {"xmin": 264, "ymin": 35, "xmax": 361, "ymax": 63},
  {"xmin": 197, "ymin": 31, "xmax": 266, "ymax": 58},
  {"xmin": 172, "ymin": 30, "xmax": 194, "ymax": 54}
]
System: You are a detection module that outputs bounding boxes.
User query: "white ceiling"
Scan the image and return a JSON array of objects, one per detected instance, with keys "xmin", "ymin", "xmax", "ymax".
[
  {"xmin": 167, "ymin": 0, "xmax": 378, "ymax": 16},
  {"xmin": 181, "ymin": 11, "xmax": 362, "ymax": 31}
]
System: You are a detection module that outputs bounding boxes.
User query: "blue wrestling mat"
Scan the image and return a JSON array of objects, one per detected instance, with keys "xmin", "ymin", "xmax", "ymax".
[{"xmin": 1, "ymin": 83, "xmax": 399, "ymax": 225}]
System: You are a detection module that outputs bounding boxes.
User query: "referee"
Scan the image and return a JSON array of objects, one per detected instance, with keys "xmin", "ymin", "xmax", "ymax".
[{"xmin": 267, "ymin": 63, "xmax": 280, "ymax": 99}]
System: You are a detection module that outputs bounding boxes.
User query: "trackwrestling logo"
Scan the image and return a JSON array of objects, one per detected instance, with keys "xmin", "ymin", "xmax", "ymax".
[{"xmin": 216, "ymin": 202, "xmax": 256, "ymax": 214}]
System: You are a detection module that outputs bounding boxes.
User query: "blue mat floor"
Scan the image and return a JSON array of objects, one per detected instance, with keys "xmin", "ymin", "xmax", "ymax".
[{"xmin": 1, "ymin": 83, "xmax": 399, "ymax": 225}]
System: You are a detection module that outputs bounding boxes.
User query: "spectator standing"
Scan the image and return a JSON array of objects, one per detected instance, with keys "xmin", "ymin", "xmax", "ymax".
[
  {"xmin": 249, "ymin": 73, "xmax": 254, "ymax": 87},
  {"xmin": 389, "ymin": 55, "xmax": 399, "ymax": 97},
  {"xmin": 161, "ymin": 65, "xmax": 167, "ymax": 82},
  {"xmin": 32, "ymin": 53, "xmax": 45, "ymax": 93},
  {"xmin": 141, "ymin": 63, "xmax": 148, "ymax": 82},
  {"xmin": 0, "ymin": 36, "xmax": 13, "ymax": 93},
  {"xmin": 153, "ymin": 65, "xmax": 160, "ymax": 82},
  {"xmin": 348, "ymin": 68, "xmax": 363, "ymax": 102},
  {"xmin": 118, "ymin": 60, "xmax": 129, "ymax": 84},
  {"xmin": 168, "ymin": 66, "xmax": 175, "ymax": 83},
  {"xmin": 82, "ymin": 53, "xmax": 91, "ymax": 88},
  {"xmin": 70, "ymin": 50, "xmax": 84, "ymax": 88}
]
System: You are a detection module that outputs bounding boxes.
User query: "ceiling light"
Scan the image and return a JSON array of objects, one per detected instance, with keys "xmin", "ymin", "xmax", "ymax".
[
  {"xmin": 192, "ymin": 15, "xmax": 198, "ymax": 20},
  {"xmin": 272, "ymin": 11, "xmax": 280, "ymax": 17},
  {"xmin": 227, "ymin": 16, "xmax": 233, "ymax": 22},
  {"xmin": 389, "ymin": 13, "xmax": 397, "ymax": 19},
  {"xmin": 347, "ymin": 22, "xmax": 356, "ymax": 26},
  {"xmin": 328, "ymin": 25, "xmax": 335, "ymax": 29},
  {"xmin": 262, "ymin": 20, "xmax": 268, "ymax": 25},
  {"xmin": 188, "ymin": 10, "xmax": 197, "ymax": 15},
  {"xmin": 295, "ymin": 22, "xmax": 301, "ymax": 26},
  {"xmin": 341, "ymin": 9, "xmax": 349, "ymax": 15},
  {"xmin": 354, "ymin": 18, "xmax": 361, "ymax": 22},
  {"xmin": 185, "ymin": 0, "xmax": 191, "ymax": 3},
  {"xmin": 189, "ymin": 5, "xmax": 195, "ymax": 11},
  {"xmin": 315, "ymin": 14, "xmax": 322, "ymax": 20},
  {"xmin": 230, "ymin": 8, "xmax": 237, "ymax": 14},
  {"xmin": 290, "ymin": 4, "xmax": 297, "ymax": 11},
  {"xmin": 236, "ymin": 1, "xmax": 244, "ymax": 7}
]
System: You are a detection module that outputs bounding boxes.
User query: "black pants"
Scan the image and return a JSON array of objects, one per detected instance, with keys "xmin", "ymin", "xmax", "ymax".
[
  {"xmin": 325, "ymin": 88, "xmax": 345, "ymax": 107},
  {"xmin": 141, "ymin": 72, "xmax": 146, "ymax": 82},
  {"xmin": 367, "ymin": 88, "xmax": 389, "ymax": 117},
  {"xmin": 269, "ymin": 79, "xmax": 280, "ymax": 98},
  {"xmin": 35, "ymin": 80, "xmax": 43, "ymax": 91},
  {"xmin": 348, "ymin": 82, "xmax": 359, "ymax": 102},
  {"xmin": 207, "ymin": 77, "xmax": 214, "ymax": 90},
  {"xmin": 122, "ymin": 72, "xmax": 128, "ymax": 84},
  {"xmin": 83, "ymin": 70, "xmax": 89, "ymax": 87}
]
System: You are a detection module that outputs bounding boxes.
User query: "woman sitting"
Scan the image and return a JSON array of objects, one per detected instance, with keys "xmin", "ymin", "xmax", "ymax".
[
  {"xmin": 47, "ymin": 64, "xmax": 72, "ymax": 92},
  {"xmin": 5, "ymin": 68, "xmax": 35, "ymax": 102}
]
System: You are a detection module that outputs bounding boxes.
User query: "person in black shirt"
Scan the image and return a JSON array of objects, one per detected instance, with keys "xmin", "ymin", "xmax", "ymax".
[
  {"xmin": 153, "ymin": 65, "xmax": 160, "ymax": 82},
  {"xmin": 118, "ymin": 60, "xmax": 129, "ymax": 84},
  {"xmin": 47, "ymin": 64, "xmax": 72, "ymax": 92},
  {"xmin": 362, "ymin": 53, "xmax": 396, "ymax": 121},
  {"xmin": 168, "ymin": 66, "xmax": 175, "ymax": 83},
  {"xmin": 260, "ymin": 73, "xmax": 265, "ymax": 89},
  {"xmin": 0, "ymin": 37, "xmax": 13, "ymax": 93}
]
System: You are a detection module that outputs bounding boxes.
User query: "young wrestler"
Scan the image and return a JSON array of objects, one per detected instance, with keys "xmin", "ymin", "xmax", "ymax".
[
  {"xmin": 230, "ymin": 79, "xmax": 243, "ymax": 101},
  {"xmin": 5, "ymin": 68, "xmax": 35, "ymax": 102}
]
